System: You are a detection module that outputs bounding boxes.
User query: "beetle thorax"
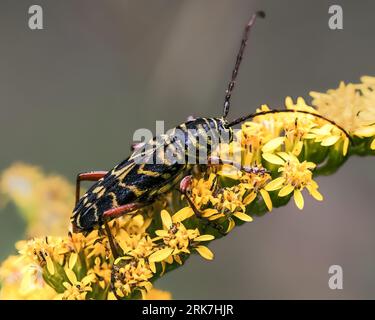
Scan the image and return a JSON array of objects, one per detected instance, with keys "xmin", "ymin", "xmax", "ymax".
[{"xmin": 165, "ymin": 117, "xmax": 233, "ymax": 165}]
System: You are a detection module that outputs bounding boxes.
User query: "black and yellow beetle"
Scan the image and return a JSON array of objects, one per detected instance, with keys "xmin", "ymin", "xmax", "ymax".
[{"xmin": 71, "ymin": 11, "xmax": 350, "ymax": 251}]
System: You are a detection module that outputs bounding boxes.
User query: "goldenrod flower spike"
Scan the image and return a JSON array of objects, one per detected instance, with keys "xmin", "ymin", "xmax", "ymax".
[{"xmin": 1, "ymin": 76, "xmax": 375, "ymax": 299}]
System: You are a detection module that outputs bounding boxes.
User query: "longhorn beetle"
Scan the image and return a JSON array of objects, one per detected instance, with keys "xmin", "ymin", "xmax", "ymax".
[{"xmin": 71, "ymin": 11, "xmax": 350, "ymax": 259}]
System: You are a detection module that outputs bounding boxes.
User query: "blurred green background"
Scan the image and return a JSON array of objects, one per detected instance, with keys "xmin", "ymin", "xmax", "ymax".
[{"xmin": 1, "ymin": 0, "xmax": 375, "ymax": 299}]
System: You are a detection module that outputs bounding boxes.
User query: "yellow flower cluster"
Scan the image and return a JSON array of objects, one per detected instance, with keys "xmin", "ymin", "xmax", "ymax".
[
  {"xmin": 0, "ymin": 214, "xmax": 173, "ymax": 300},
  {"xmin": 0, "ymin": 76, "xmax": 374, "ymax": 300},
  {"xmin": 264, "ymin": 153, "xmax": 322, "ymax": 209},
  {"xmin": 191, "ymin": 168, "xmax": 272, "ymax": 233},
  {"xmin": 311, "ymin": 76, "xmax": 375, "ymax": 150},
  {"xmin": 111, "ymin": 209, "xmax": 214, "ymax": 299}
]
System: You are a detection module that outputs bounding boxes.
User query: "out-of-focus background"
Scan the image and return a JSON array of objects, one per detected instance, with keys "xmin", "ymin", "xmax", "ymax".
[{"xmin": 0, "ymin": 0, "xmax": 374, "ymax": 299}]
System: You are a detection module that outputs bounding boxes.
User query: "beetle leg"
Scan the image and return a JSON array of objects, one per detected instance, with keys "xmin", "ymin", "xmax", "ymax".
[
  {"xmin": 131, "ymin": 142, "xmax": 145, "ymax": 152},
  {"xmin": 104, "ymin": 220, "xmax": 119, "ymax": 259},
  {"xmin": 103, "ymin": 201, "xmax": 152, "ymax": 297},
  {"xmin": 75, "ymin": 171, "xmax": 108, "ymax": 205},
  {"xmin": 102, "ymin": 202, "xmax": 150, "ymax": 262},
  {"xmin": 208, "ymin": 156, "xmax": 242, "ymax": 169},
  {"xmin": 182, "ymin": 190, "xmax": 202, "ymax": 218},
  {"xmin": 207, "ymin": 156, "xmax": 268, "ymax": 174},
  {"xmin": 103, "ymin": 202, "xmax": 147, "ymax": 219},
  {"xmin": 178, "ymin": 183, "xmax": 226, "ymax": 236},
  {"xmin": 187, "ymin": 193, "xmax": 225, "ymax": 235}
]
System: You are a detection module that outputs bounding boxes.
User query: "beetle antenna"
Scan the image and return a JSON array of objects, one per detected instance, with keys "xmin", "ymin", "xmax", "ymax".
[
  {"xmin": 222, "ymin": 10, "xmax": 265, "ymax": 119},
  {"xmin": 228, "ymin": 108, "xmax": 353, "ymax": 143}
]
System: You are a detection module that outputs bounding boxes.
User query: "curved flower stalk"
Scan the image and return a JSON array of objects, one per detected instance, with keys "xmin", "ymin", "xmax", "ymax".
[{"xmin": 0, "ymin": 76, "xmax": 374, "ymax": 300}]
